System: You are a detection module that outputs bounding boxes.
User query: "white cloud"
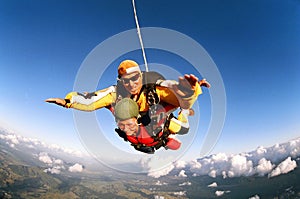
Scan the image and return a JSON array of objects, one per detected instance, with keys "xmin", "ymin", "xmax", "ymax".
[
  {"xmin": 211, "ymin": 153, "xmax": 229, "ymax": 162},
  {"xmin": 0, "ymin": 131, "xmax": 85, "ymax": 158},
  {"xmin": 256, "ymin": 146, "xmax": 267, "ymax": 155},
  {"xmin": 227, "ymin": 171, "xmax": 234, "ymax": 178},
  {"xmin": 138, "ymin": 138, "xmax": 300, "ymax": 179},
  {"xmin": 145, "ymin": 137, "xmax": 300, "ymax": 179},
  {"xmin": 0, "ymin": 130, "xmax": 91, "ymax": 176},
  {"xmin": 215, "ymin": 190, "xmax": 225, "ymax": 197},
  {"xmin": 189, "ymin": 159, "xmax": 202, "ymax": 170},
  {"xmin": 268, "ymin": 157, "xmax": 297, "ymax": 178},
  {"xmin": 229, "ymin": 154, "xmax": 254, "ymax": 177},
  {"xmin": 178, "ymin": 170, "xmax": 187, "ymax": 177},
  {"xmin": 38, "ymin": 152, "xmax": 68, "ymax": 174},
  {"xmin": 148, "ymin": 164, "xmax": 174, "ymax": 178},
  {"xmin": 209, "ymin": 170, "xmax": 217, "ymax": 178},
  {"xmin": 54, "ymin": 159, "xmax": 63, "ymax": 165},
  {"xmin": 155, "ymin": 181, "xmax": 167, "ymax": 186},
  {"xmin": 9, "ymin": 143, "xmax": 15, "ymax": 148},
  {"xmin": 208, "ymin": 182, "xmax": 218, "ymax": 188},
  {"xmin": 1, "ymin": 133, "xmax": 19, "ymax": 147},
  {"xmin": 44, "ymin": 167, "xmax": 61, "ymax": 174},
  {"xmin": 179, "ymin": 181, "xmax": 191, "ymax": 186},
  {"xmin": 7, "ymin": 134, "xmax": 19, "ymax": 144},
  {"xmin": 255, "ymin": 158, "xmax": 274, "ymax": 176},
  {"xmin": 0, "ymin": 132, "xmax": 38, "ymax": 148},
  {"xmin": 222, "ymin": 171, "xmax": 227, "ymax": 179},
  {"xmin": 173, "ymin": 191, "xmax": 186, "ymax": 196},
  {"xmin": 249, "ymin": 195, "xmax": 260, "ymax": 199},
  {"xmin": 174, "ymin": 160, "xmax": 187, "ymax": 169},
  {"xmin": 69, "ymin": 163, "xmax": 84, "ymax": 173},
  {"xmin": 288, "ymin": 139, "xmax": 300, "ymax": 157},
  {"xmin": 215, "ymin": 190, "xmax": 230, "ymax": 197},
  {"xmin": 39, "ymin": 152, "xmax": 53, "ymax": 164},
  {"xmin": 142, "ymin": 156, "xmax": 176, "ymax": 178}
]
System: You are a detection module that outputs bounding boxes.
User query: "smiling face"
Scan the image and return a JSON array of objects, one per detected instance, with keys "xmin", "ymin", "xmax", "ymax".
[
  {"xmin": 117, "ymin": 118, "xmax": 139, "ymax": 136},
  {"xmin": 121, "ymin": 72, "xmax": 143, "ymax": 95}
]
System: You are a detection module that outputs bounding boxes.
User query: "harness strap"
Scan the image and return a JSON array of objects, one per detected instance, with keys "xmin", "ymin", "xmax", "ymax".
[
  {"xmin": 152, "ymin": 113, "xmax": 173, "ymax": 149},
  {"xmin": 145, "ymin": 84, "xmax": 159, "ymax": 106},
  {"xmin": 131, "ymin": 113, "xmax": 174, "ymax": 150}
]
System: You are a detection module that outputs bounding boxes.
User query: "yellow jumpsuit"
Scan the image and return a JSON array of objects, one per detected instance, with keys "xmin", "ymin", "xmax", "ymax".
[{"xmin": 64, "ymin": 80, "xmax": 202, "ymax": 113}]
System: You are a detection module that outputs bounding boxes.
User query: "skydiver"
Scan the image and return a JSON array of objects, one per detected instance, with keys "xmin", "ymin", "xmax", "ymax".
[
  {"xmin": 45, "ymin": 60, "xmax": 210, "ymax": 115},
  {"xmin": 114, "ymin": 98, "xmax": 192, "ymax": 154}
]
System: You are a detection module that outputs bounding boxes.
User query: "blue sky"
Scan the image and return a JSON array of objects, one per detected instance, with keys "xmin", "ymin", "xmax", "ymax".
[{"xmin": 0, "ymin": 0, "xmax": 300, "ymax": 159}]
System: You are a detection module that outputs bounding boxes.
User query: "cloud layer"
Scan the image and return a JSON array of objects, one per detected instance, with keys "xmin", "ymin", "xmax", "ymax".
[
  {"xmin": 1, "ymin": 127, "xmax": 298, "ymax": 180},
  {"xmin": 0, "ymin": 129, "xmax": 84, "ymax": 157},
  {"xmin": 148, "ymin": 137, "xmax": 300, "ymax": 178},
  {"xmin": 0, "ymin": 129, "xmax": 85, "ymax": 174}
]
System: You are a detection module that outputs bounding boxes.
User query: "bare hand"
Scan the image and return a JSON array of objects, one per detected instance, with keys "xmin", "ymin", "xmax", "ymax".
[
  {"xmin": 178, "ymin": 74, "xmax": 199, "ymax": 90},
  {"xmin": 199, "ymin": 79, "xmax": 211, "ymax": 88},
  {"xmin": 45, "ymin": 98, "xmax": 66, "ymax": 107},
  {"xmin": 172, "ymin": 74, "xmax": 199, "ymax": 97}
]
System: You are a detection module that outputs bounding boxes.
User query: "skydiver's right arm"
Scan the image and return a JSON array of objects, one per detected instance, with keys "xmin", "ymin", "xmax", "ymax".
[{"xmin": 46, "ymin": 86, "xmax": 117, "ymax": 112}]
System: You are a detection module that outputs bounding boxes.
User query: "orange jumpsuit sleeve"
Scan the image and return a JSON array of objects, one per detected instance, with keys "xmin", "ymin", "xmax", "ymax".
[
  {"xmin": 156, "ymin": 81, "xmax": 202, "ymax": 109},
  {"xmin": 179, "ymin": 82, "xmax": 202, "ymax": 109},
  {"xmin": 156, "ymin": 86, "xmax": 180, "ymax": 107}
]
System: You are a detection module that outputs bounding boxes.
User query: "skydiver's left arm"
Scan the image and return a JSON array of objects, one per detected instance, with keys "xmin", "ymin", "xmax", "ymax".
[{"xmin": 157, "ymin": 75, "xmax": 210, "ymax": 109}]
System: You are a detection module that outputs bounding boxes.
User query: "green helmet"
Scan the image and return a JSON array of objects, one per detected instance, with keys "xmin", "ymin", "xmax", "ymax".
[{"xmin": 114, "ymin": 98, "xmax": 139, "ymax": 121}]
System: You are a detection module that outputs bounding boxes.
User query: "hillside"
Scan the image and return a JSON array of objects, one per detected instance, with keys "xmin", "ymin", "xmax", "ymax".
[{"xmin": 1, "ymin": 129, "xmax": 300, "ymax": 198}]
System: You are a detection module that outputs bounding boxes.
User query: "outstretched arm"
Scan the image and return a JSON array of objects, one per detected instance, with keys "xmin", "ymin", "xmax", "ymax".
[
  {"xmin": 176, "ymin": 75, "xmax": 210, "ymax": 96},
  {"xmin": 173, "ymin": 75, "xmax": 210, "ymax": 109},
  {"xmin": 45, "ymin": 86, "xmax": 117, "ymax": 111},
  {"xmin": 45, "ymin": 98, "xmax": 67, "ymax": 107},
  {"xmin": 157, "ymin": 75, "xmax": 210, "ymax": 109}
]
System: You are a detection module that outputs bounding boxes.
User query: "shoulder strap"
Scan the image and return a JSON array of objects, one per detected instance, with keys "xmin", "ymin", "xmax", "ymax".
[
  {"xmin": 142, "ymin": 71, "xmax": 165, "ymax": 106},
  {"xmin": 142, "ymin": 71, "xmax": 165, "ymax": 85}
]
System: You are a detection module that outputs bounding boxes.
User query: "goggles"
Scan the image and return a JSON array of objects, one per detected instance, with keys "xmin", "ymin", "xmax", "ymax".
[{"xmin": 121, "ymin": 73, "xmax": 141, "ymax": 85}]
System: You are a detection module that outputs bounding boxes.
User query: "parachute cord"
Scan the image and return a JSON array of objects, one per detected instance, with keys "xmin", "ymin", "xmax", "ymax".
[{"xmin": 132, "ymin": 0, "xmax": 149, "ymax": 72}]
